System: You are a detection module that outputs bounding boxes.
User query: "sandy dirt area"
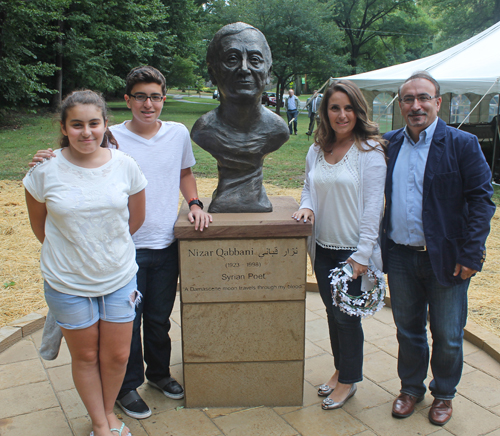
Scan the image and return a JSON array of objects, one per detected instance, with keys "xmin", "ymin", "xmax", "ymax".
[{"xmin": 1, "ymin": 179, "xmax": 499, "ymax": 336}]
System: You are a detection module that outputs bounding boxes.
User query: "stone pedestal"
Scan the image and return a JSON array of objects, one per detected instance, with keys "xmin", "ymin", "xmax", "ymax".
[{"xmin": 174, "ymin": 196, "xmax": 312, "ymax": 407}]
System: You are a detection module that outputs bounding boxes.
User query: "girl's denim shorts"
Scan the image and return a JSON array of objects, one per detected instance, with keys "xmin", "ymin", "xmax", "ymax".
[{"xmin": 44, "ymin": 277, "xmax": 141, "ymax": 330}]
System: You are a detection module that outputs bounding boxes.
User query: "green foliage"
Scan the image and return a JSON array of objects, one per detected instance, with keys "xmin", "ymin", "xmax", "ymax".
[
  {"xmin": 422, "ymin": 0, "xmax": 500, "ymax": 50},
  {"xmin": 494, "ymin": 184, "xmax": 500, "ymax": 206},
  {"xmin": 149, "ymin": 0, "xmax": 205, "ymax": 90},
  {"xmin": 0, "ymin": 0, "xmax": 207, "ymax": 112},
  {"xmin": 54, "ymin": 0, "xmax": 168, "ymax": 94},
  {"xmin": 327, "ymin": 0, "xmax": 433, "ymax": 74},
  {"xmin": 164, "ymin": 56, "xmax": 203, "ymax": 91},
  {"xmin": 0, "ymin": 0, "xmax": 60, "ymax": 108},
  {"xmin": 3, "ymin": 0, "xmax": 496, "ymax": 115}
]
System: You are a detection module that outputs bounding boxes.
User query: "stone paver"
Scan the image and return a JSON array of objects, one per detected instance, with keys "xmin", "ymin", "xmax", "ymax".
[
  {"xmin": 0, "ymin": 382, "xmax": 59, "ymax": 419},
  {"xmin": 0, "ymin": 337, "xmax": 38, "ymax": 364},
  {"xmin": 1, "ymin": 291, "xmax": 500, "ymax": 436},
  {"xmin": 283, "ymin": 404, "xmax": 367, "ymax": 436},
  {"xmin": 459, "ymin": 370, "xmax": 500, "ymax": 408},
  {"xmin": 0, "ymin": 408, "xmax": 73, "ymax": 436},
  {"xmin": 213, "ymin": 407, "xmax": 297, "ymax": 436},
  {"xmin": 437, "ymin": 394, "xmax": 500, "ymax": 435},
  {"xmin": 142, "ymin": 408, "xmax": 221, "ymax": 436},
  {"xmin": 465, "ymin": 350, "xmax": 500, "ymax": 379},
  {"xmin": 0, "ymin": 358, "xmax": 47, "ymax": 390}
]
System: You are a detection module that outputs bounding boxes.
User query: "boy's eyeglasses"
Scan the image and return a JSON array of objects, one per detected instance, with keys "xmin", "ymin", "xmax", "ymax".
[
  {"xmin": 399, "ymin": 95, "xmax": 439, "ymax": 105},
  {"xmin": 129, "ymin": 93, "xmax": 164, "ymax": 103}
]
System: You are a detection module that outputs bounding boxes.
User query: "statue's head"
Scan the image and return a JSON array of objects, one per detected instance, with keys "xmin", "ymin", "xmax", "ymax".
[{"xmin": 207, "ymin": 22, "xmax": 272, "ymax": 102}]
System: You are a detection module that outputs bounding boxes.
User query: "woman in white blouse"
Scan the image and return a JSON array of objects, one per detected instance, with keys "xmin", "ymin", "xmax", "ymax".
[{"xmin": 293, "ymin": 80, "xmax": 387, "ymax": 410}]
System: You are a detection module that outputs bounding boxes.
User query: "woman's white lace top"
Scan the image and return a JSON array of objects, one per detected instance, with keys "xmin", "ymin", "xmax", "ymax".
[{"xmin": 313, "ymin": 145, "xmax": 360, "ymax": 250}]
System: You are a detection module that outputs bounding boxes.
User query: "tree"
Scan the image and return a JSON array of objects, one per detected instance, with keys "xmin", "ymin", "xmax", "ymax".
[
  {"xmin": 47, "ymin": 0, "xmax": 168, "ymax": 106},
  {"xmin": 328, "ymin": 0, "xmax": 430, "ymax": 74},
  {"xmin": 423, "ymin": 0, "xmax": 500, "ymax": 50},
  {"xmin": 151, "ymin": 0, "xmax": 206, "ymax": 90},
  {"xmin": 0, "ymin": 0, "xmax": 209, "ymax": 113},
  {"xmin": 0, "ymin": 0, "xmax": 60, "ymax": 109}
]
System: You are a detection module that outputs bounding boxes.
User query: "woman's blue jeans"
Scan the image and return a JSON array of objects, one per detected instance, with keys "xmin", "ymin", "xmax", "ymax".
[
  {"xmin": 387, "ymin": 244, "xmax": 469, "ymax": 400},
  {"xmin": 120, "ymin": 242, "xmax": 179, "ymax": 394},
  {"xmin": 314, "ymin": 245, "xmax": 364, "ymax": 384}
]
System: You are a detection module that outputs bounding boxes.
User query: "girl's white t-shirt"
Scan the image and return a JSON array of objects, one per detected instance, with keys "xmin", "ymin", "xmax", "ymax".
[{"xmin": 23, "ymin": 148, "xmax": 148, "ymax": 297}]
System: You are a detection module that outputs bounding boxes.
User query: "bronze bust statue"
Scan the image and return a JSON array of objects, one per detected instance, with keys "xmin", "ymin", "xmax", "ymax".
[{"xmin": 191, "ymin": 22, "xmax": 289, "ymax": 213}]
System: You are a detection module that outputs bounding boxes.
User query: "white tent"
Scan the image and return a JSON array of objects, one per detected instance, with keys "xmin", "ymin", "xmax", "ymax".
[
  {"xmin": 332, "ymin": 21, "xmax": 500, "ymax": 129},
  {"xmin": 334, "ymin": 21, "xmax": 500, "ymax": 95}
]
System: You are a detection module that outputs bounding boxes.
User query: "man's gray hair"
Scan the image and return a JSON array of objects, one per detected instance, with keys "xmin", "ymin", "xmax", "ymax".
[{"xmin": 399, "ymin": 71, "xmax": 441, "ymax": 97}]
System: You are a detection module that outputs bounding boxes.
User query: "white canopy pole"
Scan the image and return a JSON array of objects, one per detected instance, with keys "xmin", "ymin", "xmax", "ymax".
[{"xmin": 457, "ymin": 78, "xmax": 500, "ymax": 129}]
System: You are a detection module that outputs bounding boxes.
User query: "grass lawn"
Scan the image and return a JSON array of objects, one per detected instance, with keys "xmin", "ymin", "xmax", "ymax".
[
  {"xmin": 0, "ymin": 97, "xmax": 313, "ymax": 189},
  {"xmin": 4, "ymin": 98, "xmax": 497, "ymax": 197}
]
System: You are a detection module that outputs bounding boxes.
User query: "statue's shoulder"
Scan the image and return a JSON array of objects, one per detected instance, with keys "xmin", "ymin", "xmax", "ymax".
[
  {"xmin": 261, "ymin": 107, "xmax": 289, "ymax": 137},
  {"xmin": 192, "ymin": 109, "xmax": 218, "ymax": 130},
  {"xmin": 191, "ymin": 109, "xmax": 219, "ymax": 141}
]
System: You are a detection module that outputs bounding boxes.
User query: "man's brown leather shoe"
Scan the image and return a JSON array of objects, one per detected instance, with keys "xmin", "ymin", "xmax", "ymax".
[
  {"xmin": 429, "ymin": 399, "xmax": 452, "ymax": 425},
  {"xmin": 392, "ymin": 393, "xmax": 425, "ymax": 418}
]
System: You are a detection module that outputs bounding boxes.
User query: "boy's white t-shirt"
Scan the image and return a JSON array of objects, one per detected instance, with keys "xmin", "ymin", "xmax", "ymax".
[
  {"xmin": 23, "ymin": 148, "xmax": 148, "ymax": 297},
  {"xmin": 110, "ymin": 121, "xmax": 195, "ymax": 250}
]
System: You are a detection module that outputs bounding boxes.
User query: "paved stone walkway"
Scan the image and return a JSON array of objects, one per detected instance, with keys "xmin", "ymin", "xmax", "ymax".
[{"xmin": 2, "ymin": 291, "xmax": 500, "ymax": 436}]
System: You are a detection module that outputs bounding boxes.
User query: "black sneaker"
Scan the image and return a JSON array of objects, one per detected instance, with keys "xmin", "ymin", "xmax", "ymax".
[
  {"xmin": 116, "ymin": 389, "xmax": 152, "ymax": 419},
  {"xmin": 148, "ymin": 377, "xmax": 184, "ymax": 400}
]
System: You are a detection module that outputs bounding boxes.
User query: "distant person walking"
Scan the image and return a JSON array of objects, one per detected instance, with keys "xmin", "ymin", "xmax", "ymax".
[
  {"xmin": 284, "ymin": 89, "xmax": 300, "ymax": 135},
  {"xmin": 306, "ymin": 90, "xmax": 322, "ymax": 136}
]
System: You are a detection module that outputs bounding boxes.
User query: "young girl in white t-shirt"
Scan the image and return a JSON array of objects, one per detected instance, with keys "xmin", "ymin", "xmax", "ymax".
[{"xmin": 23, "ymin": 90, "xmax": 147, "ymax": 436}]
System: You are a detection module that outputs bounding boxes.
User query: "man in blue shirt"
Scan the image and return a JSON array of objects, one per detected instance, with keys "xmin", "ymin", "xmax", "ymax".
[
  {"xmin": 381, "ymin": 71, "xmax": 495, "ymax": 426},
  {"xmin": 284, "ymin": 89, "xmax": 300, "ymax": 135}
]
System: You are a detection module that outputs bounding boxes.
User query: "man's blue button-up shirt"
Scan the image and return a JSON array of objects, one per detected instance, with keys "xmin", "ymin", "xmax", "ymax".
[{"xmin": 389, "ymin": 117, "xmax": 438, "ymax": 246}]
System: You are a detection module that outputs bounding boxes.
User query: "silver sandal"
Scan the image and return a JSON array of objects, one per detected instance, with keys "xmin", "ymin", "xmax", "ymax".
[
  {"xmin": 322, "ymin": 384, "xmax": 357, "ymax": 410},
  {"xmin": 317, "ymin": 383, "xmax": 334, "ymax": 397}
]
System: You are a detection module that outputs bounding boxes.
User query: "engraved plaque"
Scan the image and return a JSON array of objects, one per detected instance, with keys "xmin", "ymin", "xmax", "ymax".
[{"xmin": 179, "ymin": 238, "xmax": 306, "ymax": 303}]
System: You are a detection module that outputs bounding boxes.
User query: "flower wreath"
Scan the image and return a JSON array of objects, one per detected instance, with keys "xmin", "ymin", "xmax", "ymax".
[{"xmin": 329, "ymin": 264, "xmax": 386, "ymax": 318}]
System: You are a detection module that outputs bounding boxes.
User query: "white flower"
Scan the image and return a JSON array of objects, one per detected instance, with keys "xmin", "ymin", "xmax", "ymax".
[{"xmin": 329, "ymin": 265, "xmax": 386, "ymax": 317}]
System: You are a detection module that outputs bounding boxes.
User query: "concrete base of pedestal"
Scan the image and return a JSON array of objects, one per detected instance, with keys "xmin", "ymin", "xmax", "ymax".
[
  {"xmin": 174, "ymin": 196, "xmax": 312, "ymax": 407},
  {"xmin": 184, "ymin": 361, "xmax": 304, "ymax": 407}
]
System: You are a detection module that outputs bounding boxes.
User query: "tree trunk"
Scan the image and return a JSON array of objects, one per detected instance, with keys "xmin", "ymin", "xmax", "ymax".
[
  {"xmin": 0, "ymin": 11, "xmax": 5, "ymax": 59},
  {"xmin": 51, "ymin": 20, "xmax": 63, "ymax": 110},
  {"xmin": 494, "ymin": 0, "xmax": 500, "ymax": 23},
  {"xmin": 276, "ymin": 80, "xmax": 282, "ymax": 116},
  {"xmin": 295, "ymin": 75, "xmax": 301, "ymax": 96}
]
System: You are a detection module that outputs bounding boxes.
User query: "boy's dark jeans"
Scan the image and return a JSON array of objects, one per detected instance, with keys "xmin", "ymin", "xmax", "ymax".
[{"xmin": 120, "ymin": 242, "xmax": 179, "ymax": 395}]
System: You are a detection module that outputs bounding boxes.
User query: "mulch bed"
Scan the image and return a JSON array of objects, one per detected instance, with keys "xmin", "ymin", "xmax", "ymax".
[{"xmin": 2, "ymin": 179, "xmax": 499, "ymax": 336}]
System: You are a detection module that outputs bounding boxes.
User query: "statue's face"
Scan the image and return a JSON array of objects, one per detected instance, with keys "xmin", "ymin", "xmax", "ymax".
[{"xmin": 215, "ymin": 29, "xmax": 270, "ymax": 101}]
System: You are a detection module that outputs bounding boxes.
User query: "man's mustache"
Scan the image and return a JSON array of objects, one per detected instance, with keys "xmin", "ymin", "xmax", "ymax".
[{"xmin": 409, "ymin": 111, "xmax": 426, "ymax": 116}]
